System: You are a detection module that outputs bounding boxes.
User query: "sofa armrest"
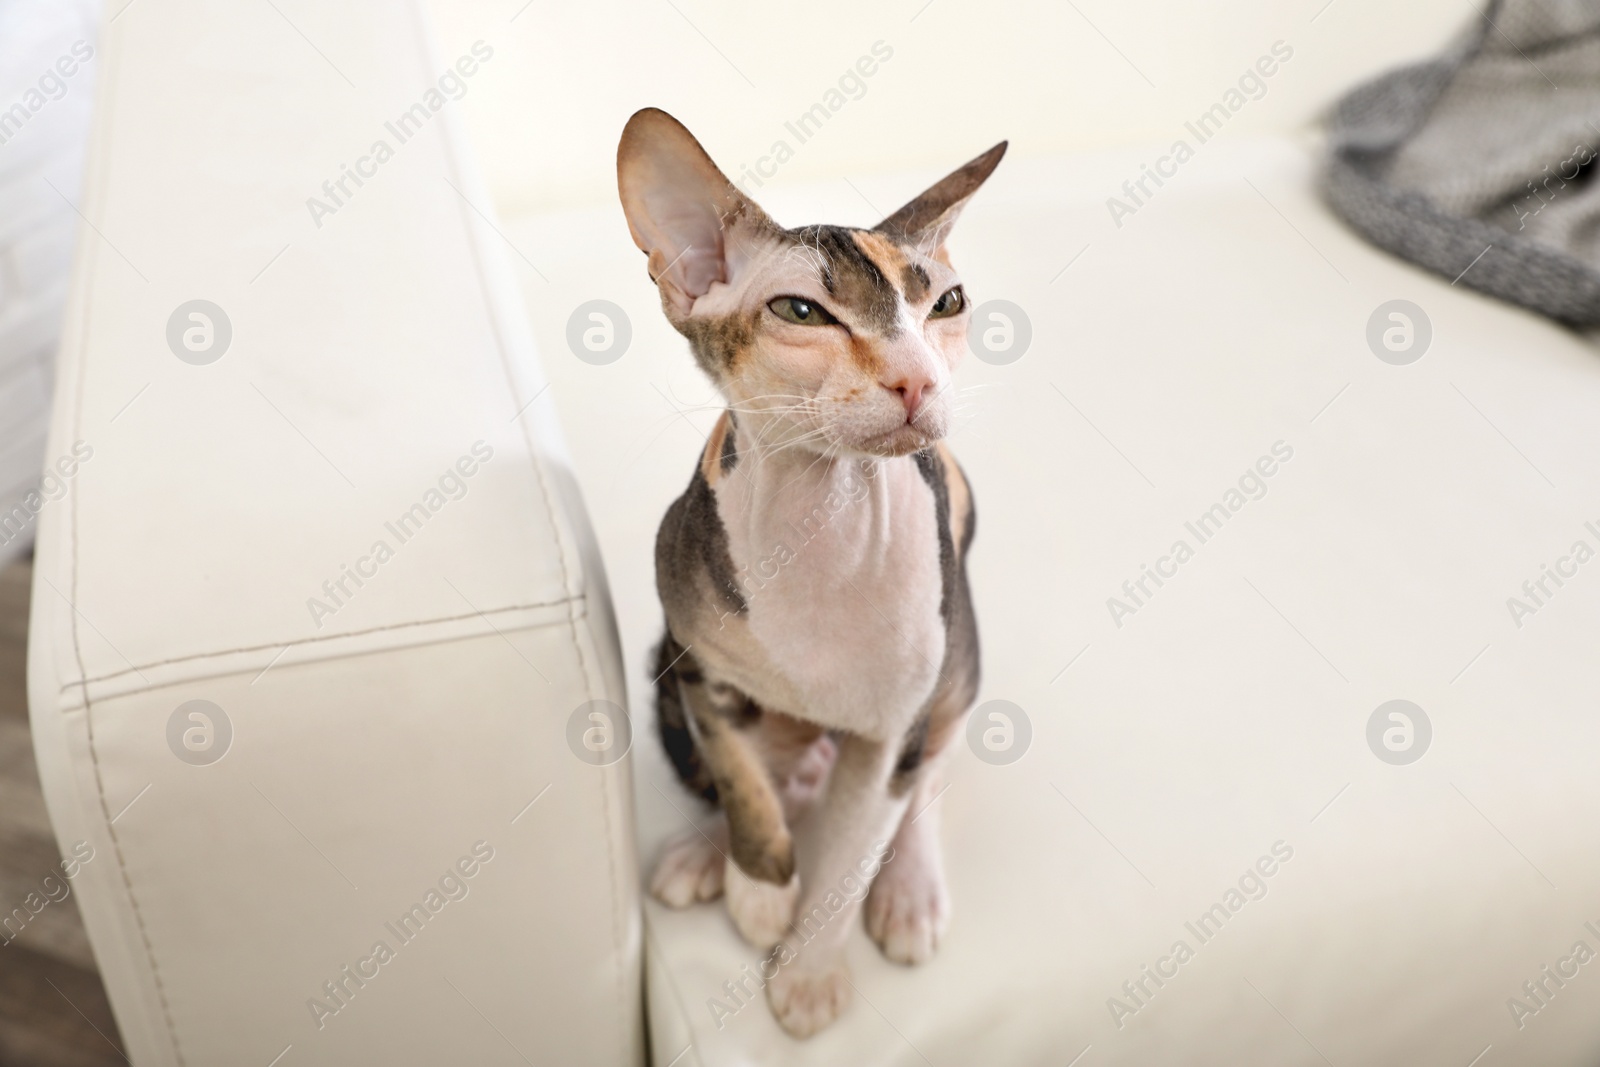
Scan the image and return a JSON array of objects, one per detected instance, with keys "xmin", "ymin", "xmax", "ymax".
[{"xmin": 27, "ymin": 2, "xmax": 642, "ymax": 1063}]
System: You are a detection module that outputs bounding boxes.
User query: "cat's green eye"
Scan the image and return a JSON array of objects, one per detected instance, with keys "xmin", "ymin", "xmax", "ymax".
[
  {"xmin": 928, "ymin": 286, "xmax": 966, "ymax": 319},
  {"xmin": 768, "ymin": 296, "xmax": 837, "ymax": 326}
]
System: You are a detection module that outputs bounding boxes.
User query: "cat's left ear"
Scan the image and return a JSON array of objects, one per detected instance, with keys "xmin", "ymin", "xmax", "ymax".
[
  {"xmin": 874, "ymin": 141, "xmax": 1007, "ymax": 253},
  {"xmin": 617, "ymin": 108, "xmax": 780, "ymax": 316}
]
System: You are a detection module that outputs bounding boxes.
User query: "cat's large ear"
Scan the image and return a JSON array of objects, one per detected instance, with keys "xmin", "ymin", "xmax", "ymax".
[
  {"xmin": 618, "ymin": 108, "xmax": 778, "ymax": 316},
  {"xmin": 874, "ymin": 141, "xmax": 1007, "ymax": 253}
]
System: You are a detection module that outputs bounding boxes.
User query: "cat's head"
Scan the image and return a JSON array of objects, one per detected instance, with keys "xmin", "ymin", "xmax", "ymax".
[{"xmin": 617, "ymin": 108, "xmax": 1004, "ymax": 459}]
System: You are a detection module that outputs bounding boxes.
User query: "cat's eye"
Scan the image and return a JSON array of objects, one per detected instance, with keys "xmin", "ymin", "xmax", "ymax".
[
  {"xmin": 768, "ymin": 296, "xmax": 837, "ymax": 327},
  {"xmin": 928, "ymin": 286, "xmax": 966, "ymax": 319}
]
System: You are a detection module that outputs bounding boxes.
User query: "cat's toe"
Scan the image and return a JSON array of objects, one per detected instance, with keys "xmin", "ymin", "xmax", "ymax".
[
  {"xmin": 766, "ymin": 960, "xmax": 852, "ymax": 1038},
  {"xmin": 650, "ymin": 831, "xmax": 726, "ymax": 908},
  {"xmin": 866, "ymin": 865, "xmax": 949, "ymax": 965},
  {"xmin": 724, "ymin": 859, "xmax": 798, "ymax": 947}
]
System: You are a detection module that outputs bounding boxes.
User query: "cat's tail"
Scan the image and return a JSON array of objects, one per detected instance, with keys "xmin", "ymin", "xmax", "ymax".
[{"xmin": 652, "ymin": 630, "xmax": 719, "ymax": 804}]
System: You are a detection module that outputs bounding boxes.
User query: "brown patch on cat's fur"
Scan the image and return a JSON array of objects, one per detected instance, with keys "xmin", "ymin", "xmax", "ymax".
[
  {"xmin": 719, "ymin": 412, "xmax": 740, "ymax": 475},
  {"xmin": 935, "ymin": 441, "xmax": 975, "ymax": 552},
  {"xmin": 702, "ymin": 410, "xmax": 734, "ymax": 487},
  {"xmin": 890, "ymin": 712, "xmax": 931, "ymax": 796},
  {"xmin": 852, "ymin": 228, "xmax": 935, "ymax": 307},
  {"xmin": 891, "ymin": 444, "xmax": 980, "ymax": 796},
  {"xmin": 653, "ymin": 634, "xmax": 718, "ymax": 803},
  {"xmin": 656, "ymin": 463, "xmax": 746, "ymax": 621},
  {"xmin": 913, "ymin": 448, "xmax": 957, "ymax": 625},
  {"xmin": 848, "ymin": 332, "xmax": 886, "ymax": 377},
  {"xmin": 679, "ymin": 308, "xmax": 757, "ymax": 380},
  {"xmin": 849, "ymin": 229, "xmax": 907, "ymax": 279}
]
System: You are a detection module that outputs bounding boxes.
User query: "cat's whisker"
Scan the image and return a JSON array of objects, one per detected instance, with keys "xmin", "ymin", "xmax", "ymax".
[
  {"xmin": 731, "ymin": 406, "xmax": 819, "ymax": 425},
  {"xmin": 752, "ymin": 425, "xmax": 834, "ymax": 460}
]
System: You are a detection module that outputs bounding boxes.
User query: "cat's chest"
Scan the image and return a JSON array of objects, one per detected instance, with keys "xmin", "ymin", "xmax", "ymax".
[{"xmin": 717, "ymin": 458, "xmax": 945, "ymax": 737}]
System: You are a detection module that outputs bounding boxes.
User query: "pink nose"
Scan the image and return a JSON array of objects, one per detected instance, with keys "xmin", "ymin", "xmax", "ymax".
[{"xmin": 885, "ymin": 374, "xmax": 933, "ymax": 422}]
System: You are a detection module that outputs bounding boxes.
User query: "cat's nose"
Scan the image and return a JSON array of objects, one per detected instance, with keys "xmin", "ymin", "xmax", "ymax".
[{"xmin": 884, "ymin": 373, "xmax": 933, "ymax": 422}]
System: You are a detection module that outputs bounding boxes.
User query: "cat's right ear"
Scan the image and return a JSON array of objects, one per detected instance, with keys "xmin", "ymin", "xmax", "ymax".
[{"xmin": 618, "ymin": 109, "xmax": 775, "ymax": 316}]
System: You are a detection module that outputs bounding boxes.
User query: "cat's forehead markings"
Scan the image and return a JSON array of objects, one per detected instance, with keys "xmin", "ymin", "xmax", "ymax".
[
  {"xmin": 850, "ymin": 231, "xmax": 930, "ymax": 306},
  {"xmin": 850, "ymin": 228, "xmax": 935, "ymax": 305},
  {"xmin": 785, "ymin": 225, "xmax": 902, "ymax": 334},
  {"xmin": 849, "ymin": 229, "xmax": 908, "ymax": 278}
]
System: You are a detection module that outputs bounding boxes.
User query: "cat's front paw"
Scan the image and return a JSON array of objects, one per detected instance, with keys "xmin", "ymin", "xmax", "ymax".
[
  {"xmin": 649, "ymin": 829, "xmax": 726, "ymax": 908},
  {"xmin": 724, "ymin": 859, "xmax": 799, "ymax": 947},
  {"xmin": 766, "ymin": 960, "xmax": 852, "ymax": 1038},
  {"xmin": 865, "ymin": 860, "xmax": 949, "ymax": 965}
]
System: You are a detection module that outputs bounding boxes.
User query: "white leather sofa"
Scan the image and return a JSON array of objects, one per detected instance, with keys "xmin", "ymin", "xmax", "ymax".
[
  {"xmin": 28, "ymin": 1, "xmax": 641, "ymax": 1063},
  {"xmin": 29, "ymin": 1, "xmax": 1600, "ymax": 1065}
]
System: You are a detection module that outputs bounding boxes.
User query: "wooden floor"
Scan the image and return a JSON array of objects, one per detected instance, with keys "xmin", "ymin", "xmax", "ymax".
[{"xmin": 0, "ymin": 557, "xmax": 127, "ymax": 1066}]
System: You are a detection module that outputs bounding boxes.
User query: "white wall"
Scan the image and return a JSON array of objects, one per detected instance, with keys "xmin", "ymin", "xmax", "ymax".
[{"xmin": 425, "ymin": 0, "xmax": 1474, "ymax": 216}]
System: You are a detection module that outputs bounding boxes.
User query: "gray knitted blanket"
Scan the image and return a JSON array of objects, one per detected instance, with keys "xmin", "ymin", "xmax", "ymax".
[{"xmin": 1324, "ymin": 0, "xmax": 1600, "ymax": 324}]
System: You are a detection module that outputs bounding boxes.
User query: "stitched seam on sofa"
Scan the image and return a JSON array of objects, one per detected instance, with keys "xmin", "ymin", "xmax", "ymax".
[
  {"xmin": 65, "ymin": 595, "xmax": 582, "ymax": 689},
  {"xmin": 66, "ymin": 31, "xmax": 188, "ymax": 1064},
  {"xmin": 432, "ymin": 18, "xmax": 635, "ymax": 1054},
  {"xmin": 54, "ymin": 600, "xmax": 593, "ymax": 712}
]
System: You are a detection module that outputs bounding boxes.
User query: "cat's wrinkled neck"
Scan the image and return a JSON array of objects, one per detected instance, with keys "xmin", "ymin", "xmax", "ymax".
[{"xmin": 717, "ymin": 409, "xmax": 928, "ymax": 552}]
